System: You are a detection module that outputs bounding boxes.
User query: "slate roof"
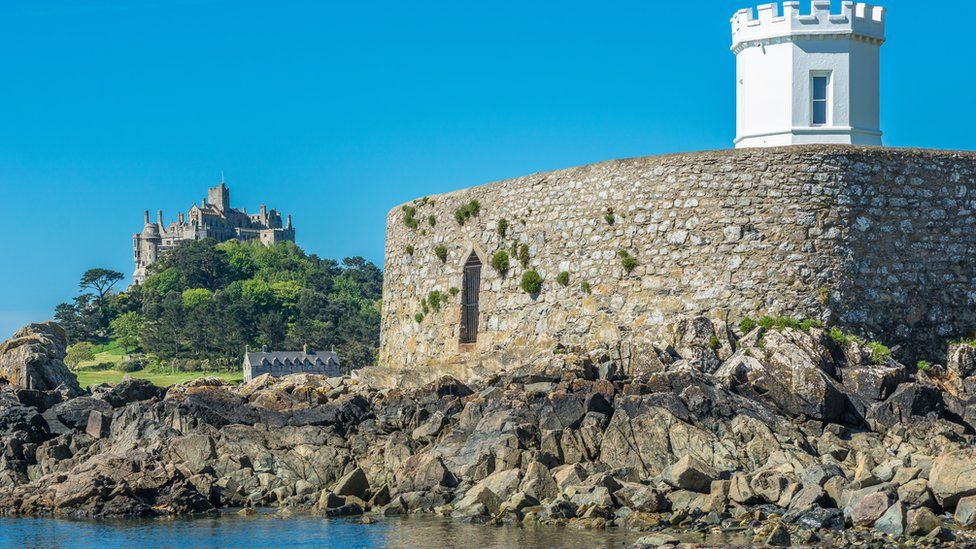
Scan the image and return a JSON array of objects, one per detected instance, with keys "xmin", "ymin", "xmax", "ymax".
[{"xmin": 244, "ymin": 350, "xmax": 339, "ymax": 368}]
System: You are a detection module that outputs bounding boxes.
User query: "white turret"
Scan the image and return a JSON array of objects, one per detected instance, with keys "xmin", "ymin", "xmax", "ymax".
[{"xmin": 731, "ymin": 2, "xmax": 886, "ymax": 148}]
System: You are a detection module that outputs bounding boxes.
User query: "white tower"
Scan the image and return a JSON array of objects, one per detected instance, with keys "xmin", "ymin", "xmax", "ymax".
[{"xmin": 731, "ymin": 2, "xmax": 885, "ymax": 148}]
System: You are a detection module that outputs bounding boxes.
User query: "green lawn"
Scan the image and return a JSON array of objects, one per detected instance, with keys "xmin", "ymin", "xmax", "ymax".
[{"xmin": 75, "ymin": 368, "xmax": 242, "ymax": 389}]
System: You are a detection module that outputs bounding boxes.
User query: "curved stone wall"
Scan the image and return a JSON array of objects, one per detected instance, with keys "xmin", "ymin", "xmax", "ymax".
[{"xmin": 379, "ymin": 146, "xmax": 976, "ymax": 374}]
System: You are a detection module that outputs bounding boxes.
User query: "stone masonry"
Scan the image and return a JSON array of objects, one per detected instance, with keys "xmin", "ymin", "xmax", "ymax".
[{"xmin": 380, "ymin": 146, "xmax": 976, "ymax": 376}]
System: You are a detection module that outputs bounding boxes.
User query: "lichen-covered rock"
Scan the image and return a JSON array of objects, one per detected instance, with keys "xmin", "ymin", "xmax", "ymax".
[
  {"xmin": 929, "ymin": 448, "xmax": 976, "ymax": 508},
  {"xmin": 0, "ymin": 323, "xmax": 81, "ymax": 395}
]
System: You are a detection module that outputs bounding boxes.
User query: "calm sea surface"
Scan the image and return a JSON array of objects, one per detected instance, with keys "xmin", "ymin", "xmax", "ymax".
[{"xmin": 0, "ymin": 511, "xmax": 644, "ymax": 549}]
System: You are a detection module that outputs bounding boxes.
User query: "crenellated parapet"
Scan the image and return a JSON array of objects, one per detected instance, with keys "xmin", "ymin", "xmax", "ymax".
[{"xmin": 732, "ymin": 1, "xmax": 885, "ymax": 53}]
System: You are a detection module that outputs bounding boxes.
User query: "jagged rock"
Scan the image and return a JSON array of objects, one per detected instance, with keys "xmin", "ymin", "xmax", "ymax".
[
  {"xmin": 0, "ymin": 323, "xmax": 81, "ymax": 395},
  {"xmin": 167, "ymin": 434, "xmax": 216, "ymax": 473},
  {"xmin": 848, "ymin": 490, "xmax": 892, "ymax": 526},
  {"xmin": 947, "ymin": 344, "xmax": 976, "ymax": 379},
  {"xmin": 661, "ymin": 455, "xmax": 717, "ymax": 493},
  {"xmin": 394, "ymin": 454, "xmax": 455, "ymax": 493},
  {"xmin": 765, "ymin": 523, "xmax": 792, "ymax": 546},
  {"xmin": 715, "ymin": 329, "xmax": 847, "ymax": 421},
  {"xmin": 897, "ymin": 478, "xmax": 935, "ymax": 510},
  {"xmin": 750, "ymin": 470, "xmax": 793, "ymax": 504},
  {"xmin": 801, "ymin": 464, "xmax": 845, "ymax": 488},
  {"xmin": 51, "ymin": 397, "xmax": 113, "ymax": 430},
  {"xmin": 519, "ymin": 461, "xmax": 558, "ymax": 502},
  {"xmin": 867, "ymin": 383, "xmax": 947, "ymax": 431},
  {"xmin": 907, "ymin": 507, "xmax": 942, "ymax": 537},
  {"xmin": 954, "ymin": 495, "xmax": 976, "ymax": 529},
  {"xmin": 333, "ymin": 467, "xmax": 370, "ymax": 500},
  {"xmin": 797, "ymin": 507, "xmax": 845, "ymax": 530},
  {"xmin": 874, "ymin": 500, "xmax": 905, "ymax": 536},
  {"xmin": 411, "ymin": 411, "xmax": 446, "ymax": 440},
  {"xmin": 102, "ymin": 378, "xmax": 165, "ymax": 407},
  {"xmin": 85, "ymin": 410, "xmax": 110, "ymax": 438},
  {"xmin": 672, "ymin": 316, "xmax": 721, "ymax": 373},
  {"xmin": 929, "ymin": 448, "xmax": 976, "ymax": 507}
]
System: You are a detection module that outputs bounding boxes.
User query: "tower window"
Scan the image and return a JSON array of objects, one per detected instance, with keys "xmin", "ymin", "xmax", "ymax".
[{"xmin": 811, "ymin": 74, "xmax": 830, "ymax": 126}]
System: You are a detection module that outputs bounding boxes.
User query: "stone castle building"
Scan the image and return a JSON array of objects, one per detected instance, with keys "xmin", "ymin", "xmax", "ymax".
[
  {"xmin": 132, "ymin": 182, "xmax": 295, "ymax": 283},
  {"xmin": 378, "ymin": 3, "xmax": 976, "ymax": 381}
]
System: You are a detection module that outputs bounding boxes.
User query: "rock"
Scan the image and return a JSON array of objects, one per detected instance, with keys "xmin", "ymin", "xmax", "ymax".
[
  {"xmin": 394, "ymin": 454, "xmax": 455, "ymax": 493},
  {"xmin": 168, "ymin": 434, "xmax": 216, "ymax": 473},
  {"xmin": 552, "ymin": 463, "xmax": 586, "ymax": 490},
  {"xmin": 797, "ymin": 507, "xmax": 844, "ymax": 531},
  {"xmin": 716, "ymin": 330, "xmax": 849, "ymax": 421},
  {"xmin": 616, "ymin": 484, "xmax": 668, "ymax": 513},
  {"xmin": 52, "ymin": 397, "xmax": 113, "ymax": 430},
  {"xmin": 929, "ymin": 448, "xmax": 976, "ymax": 507},
  {"xmin": 333, "ymin": 467, "xmax": 370, "ymax": 500},
  {"xmin": 103, "ymin": 378, "xmax": 165, "ymax": 407},
  {"xmin": 453, "ymin": 485, "xmax": 501, "ymax": 516},
  {"xmin": 672, "ymin": 316, "xmax": 721, "ymax": 373},
  {"xmin": 925, "ymin": 526, "xmax": 956, "ymax": 542},
  {"xmin": 765, "ymin": 523, "xmax": 791, "ymax": 547},
  {"xmin": 947, "ymin": 343, "xmax": 976, "ymax": 379},
  {"xmin": 0, "ymin": 322, "xmax": 82, "ymax": 395},
  {"xmin": 906, "ymin": 507, "xmax": 942, "ymax": 537},
  {"xmin": 519, "ymin": 461, "xmax": 558, "ymax": 502},
  {"xmin": 85, "ymin": 410, "xmax": 111, "ymax": 438},
  {"xmin": 848, "ymin": 490, "xmax": 892, "ymax": 526},
  {"xmin": 411, "ymin": 411, "xmax": 446, "ymax": 440},
  {"xmin": 897, "ymin": 478, "xmax": 935, "ymax": 510},
  {"xmin": 867, "ymin": 383, "xmax": 946, "ymax": 431},
  {"xmin": 634, "ymin": 534, "xmax": 679, "ymax": 546},
  {"xmin": 800, "ymin": 464, "xmax": 845, "ymax": 488},
  {"xmin": 874, "ymin": 500, "xmax": 905, "ymax": 536},
  {"xmin": 750, "ymin": 470, "xmax": 792, "ymax": 504},
  {"xmin": 954, "ymin": 495, "xmax": 976, "ymax": 529},
  {"xmin": 790, "ymin": 484, "xmax": 828, "ymax": 510},
  {"xmin": 661, "ymin": 455, "xmax": 717, "ymax": 493},
  {"xmin": 729, "ymin": 472, "xmax": 757, "ymax": 504}
]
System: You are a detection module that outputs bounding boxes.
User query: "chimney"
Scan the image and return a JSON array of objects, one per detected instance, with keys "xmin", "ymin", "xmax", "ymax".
[
  {"xmin": 261, "ymin": 344, "xmax": 268, "ymax": 352},
  {"xmin": 157, "ymin": 210, "xmax": 164, "ymax": 225},
  {"xmin": 143, "ymin": 210, "xmax": 150, "ymax": 224},
  {"xmin": 303, "ymin": 343, "xmax": 308, "ymax": 354},
  {"xmin": 178, "ymin": 213, "xmax": 185, "ymax": 224},
  {"xmin": 260, "ymin": 204, "xmax": 267, "ymax": 218},
  {"xmin": 286, "ymin": 214, "xmax": 293, "ymax": 230}
]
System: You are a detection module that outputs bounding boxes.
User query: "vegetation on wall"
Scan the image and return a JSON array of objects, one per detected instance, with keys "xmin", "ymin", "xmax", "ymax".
[
  {"xmin": 426, "ymin": 290, "xmax": 448, "ymax": 313},
  {"xmin": 55, "ymin": 239, "xmax": 383, "ymax": 371},
  {"xmin": 454, "ymin": 200, "xmax": 481, "ymax": 225},
  {"xmin": 405, "ymin": 245, "xmax": 414, "ymax": 255},
  {"xmin": 581, "ymin": 281, "xmax": 591, "ymax": 294},
  {"xmin": 490, "ymin": 251, "xmax": 510, "ymax": 274},
  {"xmin": 497, "ymin": 218, "xmax": 509, "ymax": 238},
  {"xmin": 618, "ymin": 250, "xmax": 637, "ymax": 273},
  {"xmin": 520, "ymin": 270, "xmax": 543, "ymax": 294},
  {"xmin": 518, "ymin": 244, "xmax": 530, "ymax": 268},
  {"xmin": 604, "ymin": 208, "xmax": 615, "ymax": 225},
  {"xmin": 434, "ymin": 245, "xmax": 448, "ymax": 263},
  {"xmin": 401, "ymin": 205, "xmax": 419, "ymax": 229},
  {"xmin": 556, "ymin": 271, "xmax": 570, "ymax": 287},
  {"xmin": 427, "ymin": 215, "xmax": 436, "ymax": 227}
]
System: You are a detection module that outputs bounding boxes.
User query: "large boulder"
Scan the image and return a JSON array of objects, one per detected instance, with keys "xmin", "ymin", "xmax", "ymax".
[
  {"xmin": 0, "ymin": 323, "xmax": 81, "ymax": 395},
  {"xmin": 715, "ymin": 329, "xmax": 848, "ymax": 421},
  {"xmin": 947, "ymin": 344, "xmax": 976, "ymax": 379},
  {"xmin": 929, "ymin": 448, "xmax": 976, "ymax": 508},
  {"xmin": 866, "ymin": 383, "xmax": 947, "ymax": 431}
]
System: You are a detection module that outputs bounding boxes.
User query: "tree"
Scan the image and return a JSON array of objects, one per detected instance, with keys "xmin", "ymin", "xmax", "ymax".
[
  {"xmin": 79, "ymin": 268, "xmax": 125, "ymax": 305},
  {"xmin": 64, "ymin": 342, "xmax": 95, "ymax": 369},
  {"xmin": 109, "ymin": 311, "xmax": 143, "ymax": 354}
]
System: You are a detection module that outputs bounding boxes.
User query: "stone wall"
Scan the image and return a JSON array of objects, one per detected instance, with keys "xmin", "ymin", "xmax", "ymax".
[{"xmin": 379, "ymin": 146, "xmax": 976, "ymax": 376}]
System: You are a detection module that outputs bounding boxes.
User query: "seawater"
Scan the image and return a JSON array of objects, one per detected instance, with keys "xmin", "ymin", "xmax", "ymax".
[{"xmin": 0, "ymin": 511, "xmax": 643, "ymax": 549}]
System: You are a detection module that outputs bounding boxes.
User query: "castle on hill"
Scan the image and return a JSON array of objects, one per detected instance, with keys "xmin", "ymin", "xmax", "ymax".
[
  {"xmin": 132, "ymin": 182, "xmax": 295, "ymax": 284},
  {"xmin": 377, "ymin": 2, "xmax": 976, "ymax": 382}
]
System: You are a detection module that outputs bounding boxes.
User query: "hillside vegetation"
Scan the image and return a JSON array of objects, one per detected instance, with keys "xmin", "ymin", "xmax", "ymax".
[{"xmin": 55, "ymin": 239, "xmax": 382, "ymax": 382}]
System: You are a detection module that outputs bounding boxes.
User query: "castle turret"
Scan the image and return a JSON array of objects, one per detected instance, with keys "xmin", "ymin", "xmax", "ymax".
[
  {"xmin": 208, "ymin": 182, "xmax": 230, "ymax": 212},
  {"xmin": 731, "ymin": 1, "xmax": 885, "ymax": 148}
]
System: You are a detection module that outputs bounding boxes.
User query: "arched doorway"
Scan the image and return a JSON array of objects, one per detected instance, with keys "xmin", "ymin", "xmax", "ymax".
[{"xmin": 460, "ymin": 252, "xmax": 481, "ymax": 344}]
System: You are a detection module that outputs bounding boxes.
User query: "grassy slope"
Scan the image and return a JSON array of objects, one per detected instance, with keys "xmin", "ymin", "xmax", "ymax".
[{"xmin": 75, "ymin": 368, "xmax": 242, "ymax": 389}]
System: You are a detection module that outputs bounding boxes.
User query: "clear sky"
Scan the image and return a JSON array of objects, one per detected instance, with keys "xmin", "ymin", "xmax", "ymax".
[{"xmin": 0, "ymin": 0, "xmax": 973, "ymax": 339}]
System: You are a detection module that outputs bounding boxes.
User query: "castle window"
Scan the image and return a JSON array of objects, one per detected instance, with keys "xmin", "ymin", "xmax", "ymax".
[
  {"xmin": 811, "ymin": 73, "xmax": 830, "ymax": 126},
  {"xmin": 459, "ymin": 252, "xmax": 481, "ymax": 344}
]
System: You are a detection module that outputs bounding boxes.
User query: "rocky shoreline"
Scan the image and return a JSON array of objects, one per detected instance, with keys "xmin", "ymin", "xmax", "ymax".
[{"xmin": 3, "ymin": 321, "xmax": 976, "ymax": 547}]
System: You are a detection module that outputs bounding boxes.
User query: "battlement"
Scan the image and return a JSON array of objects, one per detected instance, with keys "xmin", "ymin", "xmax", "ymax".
[{"xmin": 732, "ymin": 1, "xmax": 885, "ymax": 51}]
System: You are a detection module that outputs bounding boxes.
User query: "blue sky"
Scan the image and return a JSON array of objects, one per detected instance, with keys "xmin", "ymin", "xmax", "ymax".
[{"xmin": 0, "ymin": 0, "xmax": 973, "ymax": 339}]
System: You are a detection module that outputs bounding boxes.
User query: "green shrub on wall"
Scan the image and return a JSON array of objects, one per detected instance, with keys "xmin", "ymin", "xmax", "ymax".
[
  {"xmin": 618, "ymin": 250, "xmax": 637, "ymax": 273},
  {"xmin": 428, "ymin": 215, "xmax": 436, "ymax": 227},
  {"xmin": 427, "ymin": 290, "xmax": 448, "ymax": 312},
  {"xmin": 518, "ymin": 244, "xmax": 530, "ymax": 268},
  {"xmin": 556, "ymin": 271, "xmax": 570, "ymax": 286},
  {"xmin": 604, "ymin": 207, "xmax": 615, "ymax": 225},
  {"xmin": 402, "ymin": 205, "xmax": 419, "ymax": 229},
  {"xmin": 405, "ymin": 245, "xmax": 414, "ymax": 255},
  {"xmin": 449, "ymin": 287, "xmax": 459, "ymax": 296},
  {"xmin": 414, "ymin": 312, "xmax": 424, "ymax": 323},
  {"xmin": 497, "ymin": 218, "xmax": 509, "ymax": 238},
  {"xmin": 491, "ymin": 250, "xmax": 510, "ymax": 274},
  {"xmin": 581, "ymin": 281, "xmax": 591, "ymax": 294},
  {"xmin": 454, "ymin": 200, "xmax": 481, "ymax": 225},
  {"xmin": 521, "ymin": 270, "xmax": 543, "ymax": 294},
  {"xmin": 434, "ymin": 245, "xmax": 448, "ymax": 263}
]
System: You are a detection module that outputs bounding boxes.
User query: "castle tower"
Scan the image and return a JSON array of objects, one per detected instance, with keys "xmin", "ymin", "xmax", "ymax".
[
  {"xmin": 731, "ymin": 2, "xmax": 885, "ymax": 148},
  {"xmin": 208, "ymin": 182, "xmax": 230, "ymax": 212}
]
